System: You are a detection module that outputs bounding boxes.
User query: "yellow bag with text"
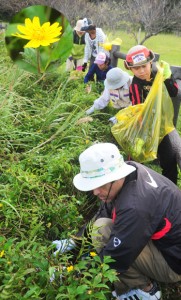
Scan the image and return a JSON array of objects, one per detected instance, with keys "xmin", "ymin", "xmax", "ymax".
[{"xmin": 111, "ymin": 63, "xmax": 175, "ymax": 162}]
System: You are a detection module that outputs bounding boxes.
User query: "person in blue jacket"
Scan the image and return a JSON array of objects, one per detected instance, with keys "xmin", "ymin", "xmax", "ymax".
[{"xmin": 84, "ymin": 52, "xmax": 112, "ymax": 84}]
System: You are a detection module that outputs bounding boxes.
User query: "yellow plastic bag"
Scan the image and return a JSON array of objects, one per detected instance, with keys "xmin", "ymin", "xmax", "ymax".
[{"xmin": 111, "ymin": 63, "xmax": 175, "ymax": 163}]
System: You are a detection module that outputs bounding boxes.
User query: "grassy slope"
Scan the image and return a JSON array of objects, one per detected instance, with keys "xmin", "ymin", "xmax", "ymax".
[{"xmin": 0, "ymin": 29, "xmax": 181, "ymax": 299}]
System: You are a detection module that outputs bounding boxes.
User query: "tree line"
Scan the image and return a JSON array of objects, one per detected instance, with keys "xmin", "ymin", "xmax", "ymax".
[{"xmin": 1, "ymin": 0, "xmax": 181, "ymax": 44}]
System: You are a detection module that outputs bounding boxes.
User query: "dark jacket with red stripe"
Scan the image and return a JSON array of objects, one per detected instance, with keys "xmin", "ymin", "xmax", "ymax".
[
  {"xmin": 129, "ymin": 71, "xmax": 178, "ymax": 105},
  {"xmin": 97, "ymin": 162, "xmax": 181, "ymax": 274}
]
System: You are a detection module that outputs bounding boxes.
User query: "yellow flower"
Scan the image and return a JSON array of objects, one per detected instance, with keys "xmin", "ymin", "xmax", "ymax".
[
  {"xmin": 87, "ymin": 290, "xmax": 92, "ymax": 295},
  {"xmin": 0, "ymin": 250, "xmax": 5, "ymax": 258},
  {"xmin": 67, "ymin": 265, "xmax": 73, "ymax": 272},
  {"xmin": 0, "ymin": 203, "xmax": 3, "ymax": 208},
  {"xmin": 12, "ymin": 16, "xmax": 62, "ymax": 48},
  {"xmin": 46, "ymin": 222, "xmax": 51, "ymax": 228},
  {"xmin": 90, "ymin": 251, "xmax": 97, "ymax": 257}
]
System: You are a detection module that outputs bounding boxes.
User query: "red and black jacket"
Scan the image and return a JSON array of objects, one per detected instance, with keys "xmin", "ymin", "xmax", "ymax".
[
  {"xmin": 129, "ymin": 71, "xmax": 178, "ymax": 105},
  {"xmin": 97, "ymin": 162, "xmax": 181, "ymax": 275}
]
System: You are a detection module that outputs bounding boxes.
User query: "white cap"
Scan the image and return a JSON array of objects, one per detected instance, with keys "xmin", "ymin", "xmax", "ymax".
[{"xmin": 74, "ymin": 20, "xmax": 84, "ymax": 32}]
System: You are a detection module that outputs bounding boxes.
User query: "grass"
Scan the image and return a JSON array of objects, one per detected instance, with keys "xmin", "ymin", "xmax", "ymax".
[
  {"xmin": 108, "ymin": 30, "xmax": 181, "ymax": 69},
  {"xmin": 0, "ymin": 28, "xmax": 181, "ymax": 299}
]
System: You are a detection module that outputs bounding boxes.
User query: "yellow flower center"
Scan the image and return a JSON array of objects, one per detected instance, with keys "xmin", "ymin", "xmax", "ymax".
[{"xmin": 32, "ymin": 29, "xmax": 45, "ymax": 41}]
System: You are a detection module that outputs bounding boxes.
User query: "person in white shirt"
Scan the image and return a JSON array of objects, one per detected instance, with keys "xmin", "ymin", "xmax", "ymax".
[
  {"xmin": 86, "ymin": 67, "xmax": 132, "ymax": 123},
  {"xmin": 81, "ymin": 18, "xmax": 108, "ymax": 72}
]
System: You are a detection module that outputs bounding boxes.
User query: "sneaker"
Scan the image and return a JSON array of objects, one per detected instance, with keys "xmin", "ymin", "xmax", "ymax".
[{"xmin": 112, "ymin": 281, "xmax": 161, "ymax": 300}]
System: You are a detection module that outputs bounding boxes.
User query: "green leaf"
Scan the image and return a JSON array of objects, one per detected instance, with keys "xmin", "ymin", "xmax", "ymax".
[
  {"xmin": 46, "ymin": 23, "xmax": 73, "ymax": 66},
  {"xmin": 102, "ymin": 264, "xmax": 110, "ymax": 272},
  {"xmin": 76, "ymin": 285, "xmax": 88, "ymax": 295},
  {"xmin": 23, "ymin": 285, "xmax": 40, "ymax": 298},
  {"xmin": 93, "ymin": 273, "xmax": 102, "ymax": 286}
]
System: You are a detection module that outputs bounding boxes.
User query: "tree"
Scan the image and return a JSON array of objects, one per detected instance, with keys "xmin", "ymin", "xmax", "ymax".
[
  {"xmin": 1, "ymin": 0, "xmax": 181, "ymax": 45},
  {"xmin": 122, "ymin": 0, "xmax": 181, "ymax": 44}
]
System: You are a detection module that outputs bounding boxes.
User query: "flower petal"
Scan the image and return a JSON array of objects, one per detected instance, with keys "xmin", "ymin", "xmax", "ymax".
[
  {"xmin": 32, "ymin": 16, "xmax": 41, "ymax": 29},
  {"xmin": 25, "ymin": 18, "xmax": 33, "ymax": 27},
  {"xmin": 42, "ymin": 22, "xmax": 50, "ymax": 30},
  {"xmin": 17, "ymin": 24, "xmax": 33, "ymax": 36},
  {"xmin": 24, "ymin": 39, "xmax": 41, "ymax": 48}
]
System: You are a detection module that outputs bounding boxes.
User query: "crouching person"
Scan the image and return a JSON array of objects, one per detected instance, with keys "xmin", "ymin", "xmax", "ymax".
[
  {"xmin": 86, "ymin": 67, "xmax": 132, "ymax": 123},
  {"xmin": 72, "ymin": 143, "xmax": 181, "ymax": 300}
]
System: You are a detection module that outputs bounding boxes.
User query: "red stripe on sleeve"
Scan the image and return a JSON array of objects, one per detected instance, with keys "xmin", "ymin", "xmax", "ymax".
[
  {"xmin": 134, "ymin": 84, "xmax": 141, "ymax": 104},
  {"xmin": 151, "ymin": 218, "xmax": 172, "ymax": 240},
  {"xmin": 130, "ymin": 85, "xmax": 135, "ymax": 105},
  {"xmin": 112, "ymin": 207, "xmax": 116, "ymax": 223}
]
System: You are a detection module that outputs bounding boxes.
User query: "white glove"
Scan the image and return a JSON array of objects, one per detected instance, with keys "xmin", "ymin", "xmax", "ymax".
[
  {"xmin": 52, "ymin": 238, "xmax": 76, "ymax": 256},
  {"xmin": 109, "ymin": 116, "xmax": 118, "ymax": 124},
  {"xmin": 49, "ymin": 266, "xmax": 66, "ymax": 283},
  {"xmin": 86, "ymin": 105, "xmax": 95, "ymax": 115}
]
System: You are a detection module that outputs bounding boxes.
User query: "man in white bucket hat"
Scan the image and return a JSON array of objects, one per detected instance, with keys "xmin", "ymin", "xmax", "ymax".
[
  {"xmin": 86, "ymin": 67, "xmax": 132, "ymax": 123},
  {"xmin": 71, "ymin": 142, "xmax": 181, "ymax": 300}
]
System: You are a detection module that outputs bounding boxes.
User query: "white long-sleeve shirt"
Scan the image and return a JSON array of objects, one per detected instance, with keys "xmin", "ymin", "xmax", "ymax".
[
  {"xmin": 93, "ymin": 77, "xmax": 133, "ymax": 110},
  {"xmin": 83, "ymin": 28, "xmax": 108, "ymax": 63}
]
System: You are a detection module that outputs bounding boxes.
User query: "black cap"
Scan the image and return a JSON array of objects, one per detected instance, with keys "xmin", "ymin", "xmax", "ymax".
[{"xmin": 81, "ymin": 18, "xmax": 95, "ymax": 31}]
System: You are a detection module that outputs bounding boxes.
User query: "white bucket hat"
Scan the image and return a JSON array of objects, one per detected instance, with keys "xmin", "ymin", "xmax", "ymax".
[
  {"xmin": 73, "ymin": 143, "xmax": 136, "ymax": 191},
  {"xmin": 104, "ymin": 67, "xmax": 130, "ymax": 90},
  {"xmin": 74, "ymin": 20, "xmax": 84, "ymax": 32}
]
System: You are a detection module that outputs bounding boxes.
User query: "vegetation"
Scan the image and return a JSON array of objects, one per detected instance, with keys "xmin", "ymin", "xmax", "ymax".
[{"xmin": 0, "ymin": 27, "xmax": 181, "ymax": 299}]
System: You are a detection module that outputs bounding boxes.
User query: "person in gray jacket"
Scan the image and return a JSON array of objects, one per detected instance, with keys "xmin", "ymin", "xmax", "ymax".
[{"xmin": 86, "ymin": 67, "xmax": 132, "ymax": 123}]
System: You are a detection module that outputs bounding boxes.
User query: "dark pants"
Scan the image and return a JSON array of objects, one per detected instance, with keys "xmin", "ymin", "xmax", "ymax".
[{"xmin": 158, "ymin": 134, "xmax": 178, "ymax": 184}]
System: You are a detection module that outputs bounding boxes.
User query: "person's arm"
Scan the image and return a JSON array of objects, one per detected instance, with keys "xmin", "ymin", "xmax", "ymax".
[
  {"xmin": 86, "ymin": 88, "xmax": 110, "ymax": 114},
  {"xmin": 83, "ymin": 33, "xmax": 90, "ymax": 63},
  {"xmin": 84, "ymin": 64, "xmax": 96, "ymax": 83},
  {"xmin": 161, "ymin": 60, "xmax": 178, "ymax": 97},
  {"xmin": 164, "ymin": 75, "xmax": 178, "ymax": 98}
]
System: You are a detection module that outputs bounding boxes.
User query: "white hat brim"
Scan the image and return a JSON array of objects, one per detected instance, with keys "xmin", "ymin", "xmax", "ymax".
[{"xmin": 73, "ymin": 163, "xmax": 136, "ymax": 191}]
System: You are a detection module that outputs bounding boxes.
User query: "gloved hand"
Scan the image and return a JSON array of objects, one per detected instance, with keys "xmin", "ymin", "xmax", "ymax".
[
  {"xmin": 82, "ymin": 62, "xmax": 87, "ymax": 72},
  {"xmin": 69, "ymin": 56, "xmax": 73, "ymax": 61},
  {"xmin": 160, "ymin": 60, "xmax": 171, "ymax": 80},
  {"xmin": 86, "ymin": 105, "xmax": 95, "ymax": 115},
  {"xmin": 109, "ymin": 116, "xmax": 118, "ymax": 124},
  {"xmin": 85, "ymin": 84, "xmax": 92, "ymax": 94},
  {"xmin": 52, "ymin": 238, "xmax": 76, "ymax": 256}
]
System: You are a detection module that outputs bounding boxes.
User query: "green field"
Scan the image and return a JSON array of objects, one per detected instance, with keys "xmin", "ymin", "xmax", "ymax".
[{"xmin": 109, "ymin": 30, "xmax": 181, "ymax": 68}]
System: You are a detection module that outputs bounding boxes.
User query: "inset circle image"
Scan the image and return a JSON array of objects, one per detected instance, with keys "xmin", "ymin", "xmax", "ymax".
[{"xmin": 5, "ymin": 5, "xmax": 73, "ymax": 74}]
